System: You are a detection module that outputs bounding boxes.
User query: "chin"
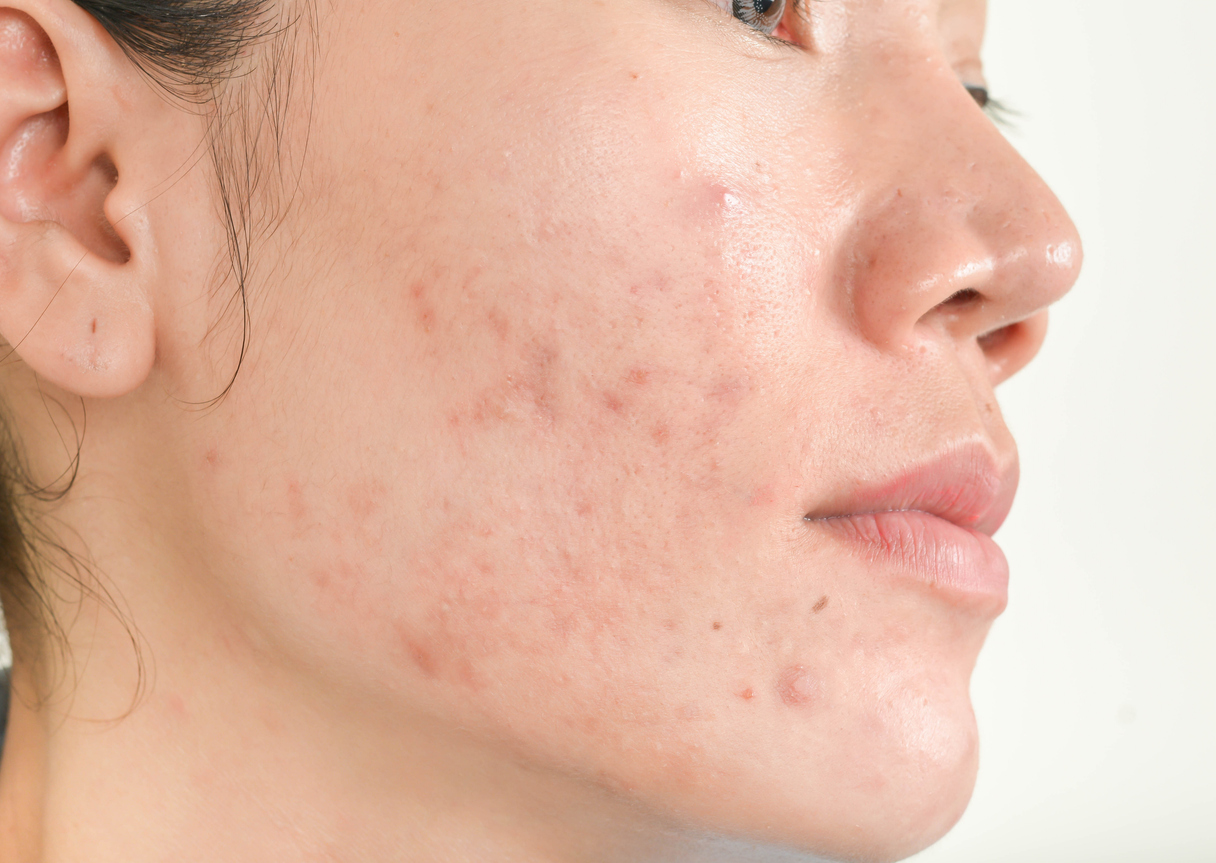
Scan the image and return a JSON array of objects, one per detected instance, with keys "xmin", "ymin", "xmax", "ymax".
[
  {"xmin": 654, "ymin": 656, "xmax": 987, "ymax": 863},
  {"xmin": 867, "ymin": 722, "xmax": 981, "ymax": 862},
  {"xmin": 809, "ymin": 688, "xmax": 983, "ymax": 862}
]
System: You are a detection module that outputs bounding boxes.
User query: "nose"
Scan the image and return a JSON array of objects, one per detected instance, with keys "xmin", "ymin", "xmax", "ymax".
[{"xmin": 843, "ymin": 59, "xmax": 1082, "ymax": 386}]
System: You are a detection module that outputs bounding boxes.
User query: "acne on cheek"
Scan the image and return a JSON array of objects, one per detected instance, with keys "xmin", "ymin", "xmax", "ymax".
[
  {"xmin": 778, "ymin": 665, "xmax": 823, "ymax": 708},
  {"xmin": 422, "ymin": 170, "xmax": 760, "ymax": 432}
]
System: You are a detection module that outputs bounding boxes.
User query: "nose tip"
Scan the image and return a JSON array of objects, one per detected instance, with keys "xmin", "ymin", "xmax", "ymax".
[
  {"xmin": 845, "ymin": 79, "xmax": 1083, "ymax": 387},
  {"xmin": 970, "ymin": 230, "xmax": 1081, "ymax": 384}
]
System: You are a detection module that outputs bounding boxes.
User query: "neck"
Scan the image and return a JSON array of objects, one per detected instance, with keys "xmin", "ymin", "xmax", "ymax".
[{"xmin": 0, "ymin": 598, "xmax": 692, "ymax": 863}]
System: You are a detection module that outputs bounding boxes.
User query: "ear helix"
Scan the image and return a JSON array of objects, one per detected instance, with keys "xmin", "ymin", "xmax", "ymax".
[{"xmin": 0, "ymin": 4, "xmax": 152, "ymax": 399}]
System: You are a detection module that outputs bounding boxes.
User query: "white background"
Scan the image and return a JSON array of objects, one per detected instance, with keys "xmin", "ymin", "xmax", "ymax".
[
  {"xmin": 3, "ymin": 1, "xmax": 1214, "ymax": 861},
  {"xmin": 911, "ymin": 1, "xmax": 1216, "ymax": 861}
]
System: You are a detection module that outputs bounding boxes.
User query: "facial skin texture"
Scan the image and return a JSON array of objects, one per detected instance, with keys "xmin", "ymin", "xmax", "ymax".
[{"xmin": 0, "ymin": 0, "xmax": 1080, "ymax": 861}]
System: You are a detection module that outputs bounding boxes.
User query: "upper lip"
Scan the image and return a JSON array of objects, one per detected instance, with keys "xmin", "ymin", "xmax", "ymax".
[{"xmin": 804, "ymin": 441, "xmax": 1019, "ymax": 537}]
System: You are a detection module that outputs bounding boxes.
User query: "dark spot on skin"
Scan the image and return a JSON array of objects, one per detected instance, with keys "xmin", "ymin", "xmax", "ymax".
[
  {"xmin": 712, "ymin": 621, "xmax": 722, "ymax": 630},
  {"xmin": 459, "ymin": 339, "xmax": 562, "ymax": 428},
  {"xmin": 739, "ymin": 688, "xmax": 754, "ymax": 701},
  {"xmin": 204, "ymin": 446, "xmax": 219, "ymax": 468},
  {"xmin": 749, "ymin": 484, "xmax": 776, "ymax": 507},
  {"xmin": 286, "ymin": 479, "xmax": 310, "ymax": 534},
  {"xmin": 708, "ymin": 376, "xmax": 751, "ymax": 406},
  {"xmin": 90, "ymin": 318, "xmax": 97, "ymax": 334},
  {"xmin": 650, "ymin": 423, "xmax": 670, "ymax": 445},
  {"xmin": 676, "ymin": 703, "xmax": 701, "ymax": 722},
  {"xmin": 456, "ymin": 660, "xmax": 481, "ymax": 692},
  {"xmin": 346, "ymin": 480, "xmax": 384, "ymax": 522},
  {"xmin": 571, "ymin": 711, "xmax": 602, "ymax": 735},
  {"xmin": 603, "ymin": 392, "xmax": 624, "ymax": 414},
  {"xmin": 409, "ymin": 280, "xmax": 436, "ymax": 332},
  {"xmin": 628, "ymin": 273, "xmax": 672, "ymax": 296},
  {"xmin": 399, "ymin": 628, "xmax": 438, "ymax": 679},
  {"xmin": 813, "ymin": 595, "xmax": 829, "ymax": 614},
  {"xmin": 309, "ymin": 561, "xmax": 364, "ymax": 605},
  {"xmin": 486, "ymin": 308, "xmax": 510, "ymax": 341},
  {"xmin": 626, "ymin": 368, "xmax": 650, "ymax": 386},
  {"xmin": 778, "ymin": 665, "xmax": 819, "ymax": 708},
  {"xmin": 630, "ymin": 71, "xmax": 639, "ymax": 80}
]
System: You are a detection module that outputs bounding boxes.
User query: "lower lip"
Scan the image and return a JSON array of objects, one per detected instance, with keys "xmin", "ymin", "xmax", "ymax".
[{"xmin": 808, "ymin": 510, "xmax": 1009, "ymax": 612}]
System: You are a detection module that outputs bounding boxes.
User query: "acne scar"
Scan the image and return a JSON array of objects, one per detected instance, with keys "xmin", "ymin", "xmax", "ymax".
[
  {"xmin": 625, "ymin": 368, "xmax": 650, "ymax": 386},
  {"xmin": 748, "ymin": 484, "xmax": 776, "ymax": 507},
  {"xmin": 676, "ymin": 703, "xmax": 702, "ymax": 721},
  {"xmin": 602, "ymin": 391, "xmax": 624, "ymax": 414},
  {"xmin": 286, "ymin": 479, "xmax": 309, "ymax": 532},
  {"xmin": 712, "ymin": 621, "xmax": 722, "ymax": 630},
  {"xmin": 409, "ymin": 279, "xmax": 435, "ymax": 333},
  {"xmin": 778, "ymin": 665, "xmax": 820, "ymax": 708},
  {"xmin": 346, "ymin": 480, "xmax": 385, "ymax": 522},
  {"xmin": 397, "ymin": 625, "xmax": 438, "ymax": 679},
  {"xmin": 486, "ymin": 308, "xmax": 510, "ymax": 341}
]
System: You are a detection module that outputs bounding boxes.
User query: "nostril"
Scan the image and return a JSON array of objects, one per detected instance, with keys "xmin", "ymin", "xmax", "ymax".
[
  {"xmin": 977, "ymin": 322, "xmax": 1014, "ymax": 353},
  {"xmin": 940, "ymin": 288, "xmax": 981, "ymax": 309},
  {"xmin": 978, "ymin": 311, "xmax": 1050, "ymax": 385}
]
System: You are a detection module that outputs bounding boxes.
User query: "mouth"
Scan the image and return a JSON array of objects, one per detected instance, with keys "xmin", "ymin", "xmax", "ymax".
[{"xmin": 803, "ymin": 442, "xmax": 1017, "ymax": 612}]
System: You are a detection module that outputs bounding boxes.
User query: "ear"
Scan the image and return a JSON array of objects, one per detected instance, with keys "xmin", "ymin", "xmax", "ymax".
[{"xmin": 0, "ymin": 1, "xmax": 159, "ymax": 399}]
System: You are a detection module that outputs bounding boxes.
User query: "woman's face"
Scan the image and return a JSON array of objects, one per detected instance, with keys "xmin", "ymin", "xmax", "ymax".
[{"xmin": 166, "ymin": 0, "xmax": 1079, "ymax": 857}]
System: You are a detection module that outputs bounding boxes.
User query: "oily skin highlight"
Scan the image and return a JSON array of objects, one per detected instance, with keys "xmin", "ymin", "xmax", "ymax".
[{"xmin": 0, "ymin": 0, "xmax": 1079, "ymax": 861}]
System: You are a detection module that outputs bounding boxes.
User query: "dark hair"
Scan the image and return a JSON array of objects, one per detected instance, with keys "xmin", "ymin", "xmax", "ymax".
[{"xmin": 0, "ymin": 0, "xmax": 303, "ymax": 673}]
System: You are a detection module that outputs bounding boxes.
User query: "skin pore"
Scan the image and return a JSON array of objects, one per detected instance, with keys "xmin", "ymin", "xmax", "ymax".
[{"xmin": 0, "ymin": 0, "xmax": 1080, "ymax": 860}]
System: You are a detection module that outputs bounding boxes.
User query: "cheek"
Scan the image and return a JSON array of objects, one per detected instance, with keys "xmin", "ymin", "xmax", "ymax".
[
  {"xmin": 279, "ymin": 65, "xmax": 848, "ymax": 716},
  {"xmin": 276, "ymin": 179, "xmax": 813, "ymax": 739}
]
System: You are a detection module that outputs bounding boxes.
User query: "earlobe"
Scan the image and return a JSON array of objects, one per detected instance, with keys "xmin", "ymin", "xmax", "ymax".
[{"xmin": 0, "ymin": 2, "xmax": 154, "ymax": 399}]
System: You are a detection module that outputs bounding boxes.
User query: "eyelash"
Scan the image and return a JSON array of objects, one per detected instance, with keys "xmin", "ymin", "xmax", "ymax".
[
  {"xmin": 707, "ymin": 0, "xmax": 800, "ymax": 39},
  {"xmin": 710, "ymin": 2, "xmax": 1011, "ymax": 123},
  {"xmin": 966, "ymin": 85, "xmax": 1016, "ymax": 126}
]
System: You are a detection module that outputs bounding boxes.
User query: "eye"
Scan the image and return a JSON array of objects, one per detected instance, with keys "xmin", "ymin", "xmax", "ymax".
[
  {"xmin": 730, "ymin": 0, "xmax": 788, "ymax": 35},
  {"xmin": 965, "ymin": 85, "xmax": 990, "ymax": 108}
]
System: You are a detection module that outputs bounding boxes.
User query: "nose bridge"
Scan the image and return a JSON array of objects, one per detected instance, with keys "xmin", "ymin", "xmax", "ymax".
[{"xmin": 841, "ymin": 56, "xmax": 1082, "ymax": 350}]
